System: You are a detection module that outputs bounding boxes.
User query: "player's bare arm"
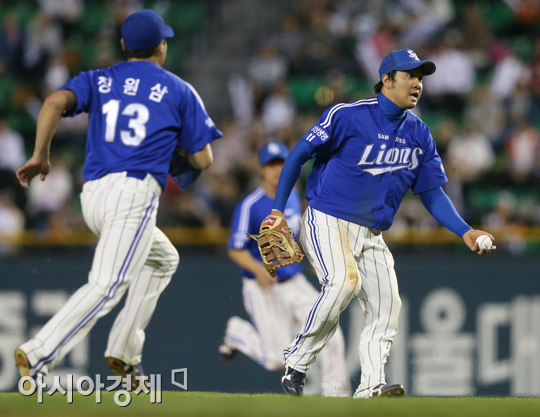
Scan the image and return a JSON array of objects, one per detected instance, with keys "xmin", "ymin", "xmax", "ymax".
[
  {"xmin": 463, "ymin": 229, "xmax": 496, "ymax": 255},
  {"xmin": 16, "ymin": 89, "xmax": 77, "ymax": 188},
  {"xmin": 188, "ymin": 143, "xmax": 213, "ymax": 169},
  {"xmin": 228, "ymin": 249, "xmax": 277, "ymax": 289}
]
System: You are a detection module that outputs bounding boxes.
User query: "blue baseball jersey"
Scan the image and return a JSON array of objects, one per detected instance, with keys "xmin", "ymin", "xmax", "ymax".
[
  {"xmin": 229, "ymin": 187, "xmax": 302, "ymax": 282},
  {"xmin": 303, "ymin": 97, "xmax": 447, "ymax": 230},
  {"xmin": 60, "ymin": 60, "xmax": 222, "ymax": 189}
]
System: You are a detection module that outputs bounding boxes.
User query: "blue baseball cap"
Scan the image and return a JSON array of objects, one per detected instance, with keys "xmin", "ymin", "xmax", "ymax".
[
  {"xmin": 122, "ymin": 9, "xmax": 174, "ymax": 50},
  {"xmin": 259, "ymin": 142, "xmax": 289, "ymax": 166},
  {"xmin": 378, "ymin": 49, "xmax": 436, "ymax": 79}
]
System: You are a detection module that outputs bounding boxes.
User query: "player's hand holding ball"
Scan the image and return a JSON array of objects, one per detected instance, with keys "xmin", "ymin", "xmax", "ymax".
[
  {"xmin": 476, "ymin": 235, "xmax": 495, "ymax": 254},
  {"xmin": 463, "ymin": 230, "xmax": 496, "ymax": 255}
]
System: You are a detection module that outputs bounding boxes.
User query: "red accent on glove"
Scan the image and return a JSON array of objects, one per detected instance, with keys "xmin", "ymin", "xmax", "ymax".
[{"xmin": 263, "ymin": 216, "xmax": 277, "ymax": 226}]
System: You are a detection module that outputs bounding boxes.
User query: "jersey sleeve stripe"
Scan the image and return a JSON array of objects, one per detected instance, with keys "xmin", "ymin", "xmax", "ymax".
[
  {"xmin": 234, "ymin": 187, "xmax": 265, "ymax": 248},
  {"xmin": 320, "ymin": 98, "xmax": 378, "ymax": 129}
]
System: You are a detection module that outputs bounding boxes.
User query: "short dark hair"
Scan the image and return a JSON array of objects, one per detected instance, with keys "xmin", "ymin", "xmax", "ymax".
[
  {"xmin": 373, "ymin": 70, "xmax": 397, "ymax": 94},
  {"xmin": 124, "ymin": 45, "xmax": 158, "ymax": 59}
]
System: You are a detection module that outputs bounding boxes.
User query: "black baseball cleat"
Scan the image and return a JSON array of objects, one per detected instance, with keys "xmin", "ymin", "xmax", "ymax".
[
  {"xmin": 218, "ymin": 339, "xmax": 238, "ymax": 365},
  {"xmin": 371, "ymin": 383, "xmax": 405, "ymax": 397},
  {"xmin": 281, "ymin": 366, "xmax": 306, "ymax": 397}
]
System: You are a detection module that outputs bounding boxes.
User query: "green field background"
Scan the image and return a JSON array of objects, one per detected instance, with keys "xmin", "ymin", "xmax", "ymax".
[{"xmin": 2, "ymin": 392, "xmax": 540, "ymax": 417}]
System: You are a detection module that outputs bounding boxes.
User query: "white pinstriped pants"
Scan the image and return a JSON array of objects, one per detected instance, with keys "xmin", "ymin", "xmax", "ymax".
[
  {"xmin": 20, "ymin": 172, "xmax": 179, "ymax": 375},
  {"xmin": 284, "ymin": 207, "xmax": 401, "ymax": 398},
  {"xmin": 224, "ymin": 273, "xmax": 351, "ymax": 396}
]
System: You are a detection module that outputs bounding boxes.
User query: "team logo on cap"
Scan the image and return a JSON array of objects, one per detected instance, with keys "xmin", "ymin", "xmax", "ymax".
[
  {"xmin": 408, "ymin": 50, "xmax": 419, "ymax": 61},
  {"xmin": 268, "ymin": 143, "xmax": 280, "ymax": 154}
]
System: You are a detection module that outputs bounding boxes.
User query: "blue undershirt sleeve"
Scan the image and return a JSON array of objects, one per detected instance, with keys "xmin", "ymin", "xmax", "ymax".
[
  {"xmin": 419, "ymin": 187, "xmax": 472, "ymax": 238},
  {"xmin": 273, "ymin": 140, "xmax": 312, "ymax": 212}
]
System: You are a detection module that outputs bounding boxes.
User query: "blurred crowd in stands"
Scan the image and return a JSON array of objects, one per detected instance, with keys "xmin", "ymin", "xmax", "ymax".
[{"xmin": 0, "ymin": 0, "xmax": 539, "ymax": 254}]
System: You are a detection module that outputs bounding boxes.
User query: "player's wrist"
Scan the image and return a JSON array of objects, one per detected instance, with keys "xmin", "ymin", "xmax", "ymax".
[{"xmin": 32, "ymin": 150, "xmax": 49, "ymax": 160}]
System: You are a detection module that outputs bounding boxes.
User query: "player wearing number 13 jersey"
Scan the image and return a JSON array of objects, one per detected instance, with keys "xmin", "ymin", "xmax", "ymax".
[{"xmin": 14, "ymin": 9, "xmax": 222, "ymax": 386}]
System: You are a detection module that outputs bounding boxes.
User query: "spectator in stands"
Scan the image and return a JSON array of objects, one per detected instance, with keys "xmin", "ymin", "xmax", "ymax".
[
  {"xmin": 490, "ymin": 46, "xmax": 527, "ymax": 101},
  {"xmin": 464, "ymin": 85, "xmax": 506, "ymax": 148},
  {"xmin": 423, "ymin": 35, "xmax": 476, "ymax": 115},
  {"xmin": 273, "ymin": 15, "xmax": 305, "ymax": 61},
  {"xmin": 0, "ymin": 12, "xmax": 24, "ymax": 77},
  {"xmin": 529, "ymin": 36, "xmax": 540, "ymax": 117},
  {"xmin": 261, "ymin": 82, "xmax": 297, "ymax": 143},
  {"xmin": 27, "ymin": 153, "xmax": 73, "ymax": 229},
  {"xmin": 248, "ymin": 41, "xmax": 288, "ymax": 105},
  {"xmin": 446, "ymin": 124, "xmax": 495, "ymax": 184},
  {"xmin": 0, "ymin": 112, "xmax": 26, "ymax": 209},
  {"xmin": 505, "ymin": 118, "xmax": 540, "ymax": 183},
  {"xmin": 445, "ymin": 124, "xmax": 495, "ymax": 218},
  {"xmin": 20, "ymin": 11, "xmax": 62, "ymax": 85},
  {"xmin": 0, "ymin": 189, "xmax": 24, "ymax": 255},
  {"xmin": 456, "ymin": 3, "xmax": 493, "ymax": 71},
  {"xmin": 166, "ymin": 191, "xmax": 215, "ymax": 228},
  {"xmin": 43, "ymin": 54, "xmax": 70, "ymax": 96},
  {"xmin": 400, "ymin": 0, "xmax": 455, "ymax": 49}
]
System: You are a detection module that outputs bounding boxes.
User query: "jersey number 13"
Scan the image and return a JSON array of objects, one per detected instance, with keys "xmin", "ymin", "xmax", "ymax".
[{"xmin": 102, "ymin": 99, "xmax": 149, "ymax": 146}]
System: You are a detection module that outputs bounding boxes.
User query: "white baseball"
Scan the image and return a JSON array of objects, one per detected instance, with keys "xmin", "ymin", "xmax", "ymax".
[{"xmin": 476, "ymin": 235, "xmax": 492, "ymax": 251}]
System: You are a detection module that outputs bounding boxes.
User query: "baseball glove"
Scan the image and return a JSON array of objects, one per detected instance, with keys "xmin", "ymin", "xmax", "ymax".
[
  {"xmin": 169, "ymin": 146, "xmax": 202, "ymax": 189},
  {"xmin": 248, "ymin": 214, "xmax": 304, "ymax": 277}
]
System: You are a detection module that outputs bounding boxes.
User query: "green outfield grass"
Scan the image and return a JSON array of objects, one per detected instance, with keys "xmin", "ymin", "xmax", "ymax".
[{"xmin": 1, "ymin": 392, "xmax": 540, "ymax": 417}]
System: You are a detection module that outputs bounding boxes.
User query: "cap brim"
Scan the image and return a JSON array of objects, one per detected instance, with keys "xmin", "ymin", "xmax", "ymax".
[
  {"xmin": 398, "ymin": 60, "xmax": 436, "ymax": 76},
  {"xmin": 260, "ymin": 155, "xmax": 287, "ymax": 166},
  {"xmin": 164, "ymin": 25, "xmax": 174, "ymax": 38}
]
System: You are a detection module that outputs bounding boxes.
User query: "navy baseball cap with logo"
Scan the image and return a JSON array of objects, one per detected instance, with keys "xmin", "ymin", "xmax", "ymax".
[
  {"xmin": 259, "ymin": 142, "xmax": 289, "ymax": 166},
  {"xmin": 378, "ymin": 49, "xmax": 436, "ymax": 79},
  {"xmin": 122, "ymin": 9, "xmax": 174, "ymax": 50}
]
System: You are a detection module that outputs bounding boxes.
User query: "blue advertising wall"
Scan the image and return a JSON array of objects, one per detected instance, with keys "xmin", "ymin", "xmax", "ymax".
[{"xmin": 0, "ymin": 247, "xmax": 539, "ymax": 396}]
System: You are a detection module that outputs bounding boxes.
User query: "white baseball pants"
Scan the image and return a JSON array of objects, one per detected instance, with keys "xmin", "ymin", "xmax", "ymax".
[
  {"xmin": 284, "ymin": 207, "xmax": 401, "ymax": 398},
  {"xmin": 224, "ymin": 273, "xmax": 351, "ymax": 397},
  {"xmin": 20, "ymin": 172, "xmax": 179, "ymax": 375}
]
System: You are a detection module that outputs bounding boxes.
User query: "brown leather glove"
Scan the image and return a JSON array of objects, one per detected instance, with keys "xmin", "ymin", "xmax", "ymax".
[{"xmin": 248, "ymin": 214, "xmax": 304, "ymax": 278}]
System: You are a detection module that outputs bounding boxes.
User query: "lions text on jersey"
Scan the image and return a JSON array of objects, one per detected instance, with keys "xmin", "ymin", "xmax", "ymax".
[{"xmin": 303, "ymin": 97, "xmax": 447, "ymax": 230}]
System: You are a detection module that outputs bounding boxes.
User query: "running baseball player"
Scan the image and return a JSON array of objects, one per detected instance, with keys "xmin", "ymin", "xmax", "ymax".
[
  {"xmin": 260, "ymin": 49, "xmax": 496, "ymax": 398},
  {"xmin": 14, "ymin": 10, "xmax": 222, "ymax": 387},
  {"xmin": 220, "ymin": 141, "xmax": 351, "ymax": 397}
]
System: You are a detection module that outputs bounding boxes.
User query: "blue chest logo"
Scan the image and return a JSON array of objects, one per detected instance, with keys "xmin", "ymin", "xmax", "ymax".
[{"xmin": 356, "ymin": 143, "xmax": 423, "ymax": 176}]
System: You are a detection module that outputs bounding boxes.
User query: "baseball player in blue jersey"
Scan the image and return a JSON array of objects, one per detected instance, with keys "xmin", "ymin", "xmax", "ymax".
[
  {"xmin": 261, "ymin": 49, "xmax": 496, "ymax": 398},
  {"xmin": 14, "ymin": 10, "xmax": 222, "ymax": 387},
  {"xmin": 220, "ymin": 141, "xmax": 351, "ymax": 396}
]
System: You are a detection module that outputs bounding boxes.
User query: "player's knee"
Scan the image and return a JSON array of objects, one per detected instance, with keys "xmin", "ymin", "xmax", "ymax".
[
  {"xmin": 393, "ymin": 295, "xmax": 402, "ymax": 314},
  {"xmin": 167, "ymin": 249, "xmax": 180, "ymax": 272},
  {"xmin": 325, "ymin": 280, "xmax": 355, "ymax": 311},
  {"xmin": 160, "ymin": 248, "xmax": 179, "ymax": 274}
]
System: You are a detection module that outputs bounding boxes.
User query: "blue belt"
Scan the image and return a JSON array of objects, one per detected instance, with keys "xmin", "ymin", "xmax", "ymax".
[{"xmin": 126, "ymin": 171, "xmax": 147, "ymax": 180}]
